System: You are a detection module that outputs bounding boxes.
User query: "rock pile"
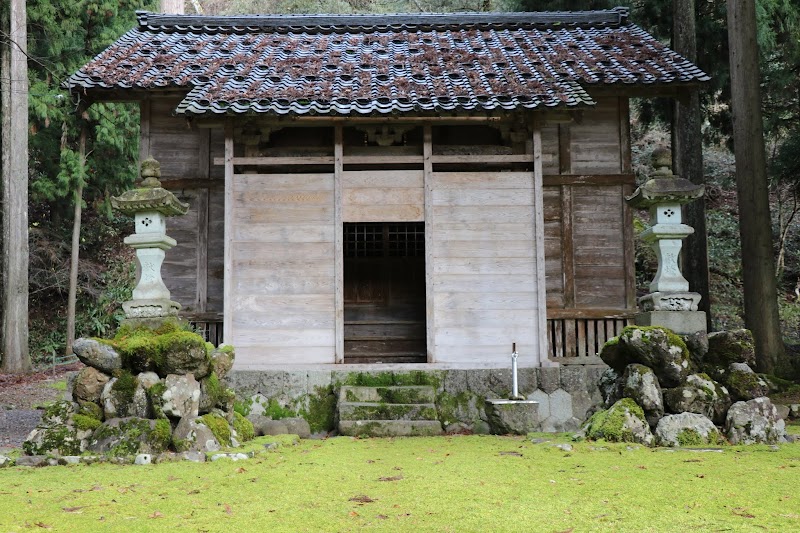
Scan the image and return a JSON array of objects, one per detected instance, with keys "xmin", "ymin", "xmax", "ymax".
[
  {"xmin": 23, "ymin": 320, "xmax": 253, "ymax": 458},
  {"xmin": 579, "ymin": 326, "xmax": 787, "ymax": 447}
]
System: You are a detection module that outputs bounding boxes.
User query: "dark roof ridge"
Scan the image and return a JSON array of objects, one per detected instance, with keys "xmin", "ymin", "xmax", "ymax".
[{"xmin": 135, "ymin": 7, "xmax": 629, "ymax": 33}]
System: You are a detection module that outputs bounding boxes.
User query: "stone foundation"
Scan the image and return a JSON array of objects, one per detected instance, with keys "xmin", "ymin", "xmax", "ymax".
[{"xmin": 226, "ymin": 365, "xmax": 608, "ymax": 434}]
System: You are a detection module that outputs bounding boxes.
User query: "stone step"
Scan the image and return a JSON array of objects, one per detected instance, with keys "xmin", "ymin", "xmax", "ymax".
[
  {"xmin": 339, "ymin": 385, "xmax": 436, "ymax": 404},
  {"xmin": 338, "ymin": 401, "xmax": 437, "ymax": 421},
  {"xmin": 339, "ymin": 420, "xmax": 443, "ymax": 437}
]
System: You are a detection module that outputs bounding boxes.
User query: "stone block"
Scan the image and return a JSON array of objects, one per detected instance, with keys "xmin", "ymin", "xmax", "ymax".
[
  {"xmin": 559, "ymin": 366, "xmax": 586, "ymax": 393},
  {"xmin": 442, "ymin": 369, "xmax": 468, "ymax": 394},
  {"xmin": 537, "ymin": 367, "xmax": 561, "ymax": 394},
  {"xmin": 485, "ymin": 399, "xmax": 539, "ymax": 435},
  {"xmin": 466, "ymin": 369, "xmax": 495, "ymax": 398},
  {"xmin": 634, "ymin": 310, "xmax": 707, "ymax": 334},
  {"xmin": 529, "ymin": 389, "xmax": 550, "ymax": 420}
]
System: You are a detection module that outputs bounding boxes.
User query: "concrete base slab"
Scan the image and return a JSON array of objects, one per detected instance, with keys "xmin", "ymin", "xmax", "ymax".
[
  {"xmin": 485, "ymin": 399, "xmax": 539, "ymax": 435},
  {"xmin": 635, "ymin": 310, "xmax": 707, "ymax": 334},
  {"xmin": 338, "ymin": 420, "xmax": 443, "ymax": 437}
]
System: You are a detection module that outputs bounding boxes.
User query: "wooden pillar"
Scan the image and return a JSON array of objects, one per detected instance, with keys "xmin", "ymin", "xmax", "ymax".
[
  {"xmin": 334, "ymin": 126, "xmax": 344, "ymax": 363},
  {"xmin": 196, "ymin": 129, "xmax": 210, "ymax": 314},
  {"xmin": 532, "ymin": 120, "xmax": 551, "ymax": 367},
  {"xmin": 223, "ymin": 122, "xmax": 234, "ymax": 345},
  {"xmin": 423, "ymin": 125, "xmax": 435, "ymax": 363}
]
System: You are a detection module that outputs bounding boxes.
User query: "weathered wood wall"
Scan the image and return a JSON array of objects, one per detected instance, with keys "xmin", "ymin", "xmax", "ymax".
[
  {"xmin": 431, "ymin": 171, "xmax": 539, "ymax": 363},
  {"xmin": 230, "ymin": 173, "xmax": 336, "ymax": 366},
  {"xmin": 142, "ymin": 94, "xmax": 634, "ymax": 363}
]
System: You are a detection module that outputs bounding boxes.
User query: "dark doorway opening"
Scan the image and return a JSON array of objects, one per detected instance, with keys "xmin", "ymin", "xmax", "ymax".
[{"xmin": 343, "ymin": 222, "xmax": 426, "ymax": 363}]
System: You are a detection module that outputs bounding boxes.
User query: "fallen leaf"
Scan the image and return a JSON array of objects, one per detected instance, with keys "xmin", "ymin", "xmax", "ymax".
[
  {"xmin": 377, "ymin": 515, "xmax": 388, "ymax": 520},
  {"xmin": 684, "ymin": 459, "xmax": 702, "ymax": 463},
  {"xmin": 696, "ymin": 474, "xmax": 705, "ymax": 479},
  {"xmin": 224, "ymin": 504, "xmax": 233, "ymax": 515},
  {"xmin": 499, "ymin": 451, "xmax": 523, "ymax": 457},
  {"xmin": 732, "ymin": 508, "xmax": 755, "ymax": 518},
  {"xmin": 167, "ymin": 476, "xmax": 179, "ymax": 481},
  {"xmin": 556, "ymin": 529, "xmax": 574, "ymax": 533},
  {"xmin": 349, "ymin": 511, "xmax": 359, "ymax": 517},
  {"xmin": 62, "ymin": 506, "xmax": 85, "ymax": 513},
  {"xmin": 349, "ymin": 495, "xmax": 376, "ymax": 504},
  {"xmin": 366, "ymin": 460, "xmax": 375, "ymax": 464},
  {"xmin": 378, "ymin": 475, "xmax": 403, "ymax": 482},
  {"xmin": 636, "ymin": 465, "xmax": 647, "ymax": 470},
  {"xmin": 236, "ymin": 467, "xmax": 247, "ymax": 474},
  {"xmin": 149, "ymin": 511, "xmax": 163, "ymax": 519},
  {"xmin": 393, "ymin": 466, "xmax": 402, "ymax": 471},
  {"xmin": 34, "ymin": 522, "xmax": 52, "ymax": 529}
]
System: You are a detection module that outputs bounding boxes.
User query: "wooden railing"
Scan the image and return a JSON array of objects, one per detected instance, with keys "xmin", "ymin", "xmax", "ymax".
[
  {"xmin": 546, "ymin": 309, "xmax": 634, "ymax": 361},
  {"xmin": 189, "ymin": 310, "xmax": 634, "ymax": 362}
]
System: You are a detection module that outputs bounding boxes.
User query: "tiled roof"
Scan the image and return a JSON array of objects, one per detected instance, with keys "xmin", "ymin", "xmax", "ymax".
[{"xmin": 66, "ymin": 9, "xmax": 709, "ymax": 117}]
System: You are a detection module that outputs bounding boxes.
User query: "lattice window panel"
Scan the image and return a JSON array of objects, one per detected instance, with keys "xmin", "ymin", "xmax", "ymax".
[{"xmin": 344, "ymin": 222, "xmax": 424, "ymax": 258}]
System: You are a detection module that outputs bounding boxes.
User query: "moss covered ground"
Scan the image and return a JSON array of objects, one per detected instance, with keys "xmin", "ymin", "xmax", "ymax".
[{"xmin": 3, "ymin": 433, "xmax": 800, "ymax": 531}]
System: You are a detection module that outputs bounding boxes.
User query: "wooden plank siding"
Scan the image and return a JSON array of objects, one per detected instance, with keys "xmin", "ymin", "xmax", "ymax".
[
  {"xmin": 229, "ymin": 173, "xmax": 337, "ymax": 366},
  {"xmin": 431, "ymin": 171, "xmax": 540, "ymax": 364}
]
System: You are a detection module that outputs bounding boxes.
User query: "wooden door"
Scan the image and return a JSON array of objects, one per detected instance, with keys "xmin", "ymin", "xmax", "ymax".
[{"xmin": 343, "ymin": 222, "xmax": 426, "ymax": 363}]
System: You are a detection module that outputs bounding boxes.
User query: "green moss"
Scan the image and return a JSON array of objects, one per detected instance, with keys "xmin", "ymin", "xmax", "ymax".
[
  {"xmin": 73, "ymin": 414, "xmax": 102, "ymax": 432},
  {"xmin": 604, "ymin": 336, "xmax": 620, "ymax": 347},
  {"xmin": 233, "ymin": 412, "xmax": 255, "ymax": 442},
  {"xmin": 728, "ymin": 370, "xmax": 762, "ymax": 393},
  {"xmin": 265, "ymin": 399, "xmax": 295, "ymax": 420},
  {"xmin": 77, "ymin": 401, "xmax": 103, "ymax": 421},
  {"xmin": 23, "ymin": 426, "xmax": 81, "ymax": 456},
  {"xmin": 202, "ymin": 372, "xmax": 233, "ymax": 409},
  {"xmin": 301, "ymin": 385, "xmax": 336, "ymax": 433},
  {"xmin": 622, "ymin": 326, "xmax": 690, "ymax": 360},
  {"xmin": 341, "ymin": 371, "xmax": 441, "ymax": 387},
  {"xmin": 108, "ymin": 322, "xmax": 207, "ymax": 374},
  {"xmin": 218, "ymin": 344, "xmax": 235, "ymax": 354},
  {"xmin": 234, "ymin": 398, "xmax": 252, "ymax": 417},
  {"xmin": 436, "ymin": 391, "xmax": 477, "ymax": 426},
  {"xmin": 147, "ymin": 382, "xmax": 167, "ymax": 419},
  {"xmin": 150, "ymin": 419, "xmax": 172, "ymax": 451},
  {"xmin": 111, "ymin": 371, "xmax": 138, "ymax": 413},
  {"xmin": 585, "ymin": 398, "xmax": 647, "ymax": 443},
  {"xmin": 200, "ymin": 414, "xmax": 232, "ymax": 447},
  {"xmin": 376, "ymin": 387, "xmax": 428, "ymax": 404},
  {"xmin": 41, "ymin": 401, "xmax": 75, "ymax": 425},
  {"xmin": 676, "ymin": 427, "xmax": 723, "ymax": 447}
]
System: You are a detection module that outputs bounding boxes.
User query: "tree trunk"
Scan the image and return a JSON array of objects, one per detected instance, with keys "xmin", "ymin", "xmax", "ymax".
[
  {"xmin": 727, "ymin": 0, "xmax": 787, "ymax": 374},
  {"xmin": 1, "ymin": 0, "xmax": 31, "ymax": 373},
  {"xmin": 159, "ymin": 0, "xmax": 185, "ymax": 14},
  {"xmin": 66, "ymin": 127, "xmax": 86, "ymax": 357},
  {"xmin": 673, "ymin": 0, "xmax": 712, "ymax": 332}
]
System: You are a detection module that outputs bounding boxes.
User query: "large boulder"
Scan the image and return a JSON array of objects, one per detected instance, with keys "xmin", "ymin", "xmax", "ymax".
[
  {"xmin": 600, "ymin": 327, "xmax": 694, "ymax": 387},
  {"xmin": 73, "ymin": 367, "xmax": 111, "ymax": 404},
  {"xmin": 157, "ymin": 338, "xmax": 211, "ymax": 379},
  {"xmin": 622, "ymin": 364, "xmax": 664, "ymax": 427},
  {"xmin": 198, "ymin": 373, "xmax": 235, "ymax": 415},
  {"xmin": 129, "ymin": 372, "xmax": 160, "ymax": 419},
  {"xmin": 705, "ymin": 329, "xmax": 756, "ymax": 368},
  {"xmin": 682, "ymin": 331, "xmax": 709, "ymax": 366},
  {"xmin": 106, "ymin": 322, "xmax": 211, "ymax": 378},
  {"xmin": 73, "ymin": 338, "xmax": 122, "ymax": 374},
  {"xmin": 173, "ymin": 416, "xmax": 221, "ymax": 452},
  {"xmin": 248, "ymin": 415, "xmax": 311, "ymax": 439},
  {"xmin": 22, "ymin": 401, "xmax": 94, "ymax": 456},
  {"xmin": 655, "ymin": 413, "xmax": 721, "ymax": 447},
  {"xmin": 579, "ymin": 398, "xmax": 654, "ymax": 446},
  {"xmin": 161, "ymin": 374, "xmax": 200, "ymax": 419},
  {"xmin": 725, "ymin": 397, "xmax": 786, "ymax": 445},
  {"xmin": 663, "ymin": 373, "xmax": 731, "ymax": 425},
  {"xmin": 88, "ymin": 417, "xmax": 172, "ymax": 455},
  {"xmin": 720, "ymin": 363, "xmax": 769, "ymax": 402}
]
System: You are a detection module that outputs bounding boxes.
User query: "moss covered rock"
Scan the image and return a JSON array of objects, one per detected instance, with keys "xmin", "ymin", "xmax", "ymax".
[
  {"xmin": 22, "ymin": 401, "xmax": 92, "ymax": 456},
  {"xmin": 622, "ymin": 364, "xmax": 664, "ymax": 427},
  {"xmin": 663, "ymin": 373, "xmax": 731, "ymax": 425},
  {"xmin": 88, "ymin": 417, "xmax": 171, "ymax": 455},
  {"xmin": 173, "ymin": 416, "xmax": 221, "ymax": 452},
  {"xmin": 725, "ymin": 397, "xmax": 786, "ymax": 445},
  {"xmin": 705, "ymin": 329, "xmax": 756, "ymax": 369},
  {"xmin": 580, "ymin": 398, "xmax": 654, "ymax": 446},
  {"xmin": 73, "ymin": 367, "xmax": 111, "ymax": 404},
  {"xmin": 105, "ymin": 322, "xmax": 211, "ymax": 378},
  {"xmin": 655, "ymin": 413, "xmax": 722, "ymax": 447},
  {"xmin": 161, "ymin": 374, "xmax": 200, "ymax": 419},
  {"xmin": 199, "ymin": 372, "xmax": 235, "ymax": 414},
  {"xmin": 721, "ymin": 363, "xmax": 769, "ymax": 402},
  {"xmin": 73, "ymin": 338, "xmax": 122, "ymax": 375},
  {"xmin": 100, "ymin": 372, "xmax": 139, "ymax": 419},
  {"xmin": 600, "ymin": 326, "xmax": 695, "ymax": 388},
  {"xmin": 209, "ymin": 345, "xmax": 235, "ymax": 380}
]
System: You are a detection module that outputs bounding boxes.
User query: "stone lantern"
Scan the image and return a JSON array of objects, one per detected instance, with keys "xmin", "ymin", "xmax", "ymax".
[
  {"xmin": 111, "ymin": 157, "xmax": 189, "ymax": 321},
  {"xmin": 626, "ymin": 147, "xmax": 706, "ymax": 333}
]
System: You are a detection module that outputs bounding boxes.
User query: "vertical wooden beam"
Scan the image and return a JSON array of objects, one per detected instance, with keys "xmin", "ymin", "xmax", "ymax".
[
  {"xmin": 423, "ymin": 125, "xmax": 435, "ymax": 363},
  {"xmin": 196, "ymin": 129, "xmax": 210, "ymax": 314},
  {"xmin": 619, "ymin": 97, "xmax": 632, "ymax": 174},
  {"xmin": 334, "ymin": 126, "xmax": 344, "ymax": 363},
  {"xmin": 532, "ymin": 120, "xmax": 551, "ymax": 366},
  {"xmin": 139, "ymin": 99, "xmax": 151, "ymax": 163},
  {"xmin": 558, "ymin": 123, "xmax": 571, "ymax": 175},
  {"xmin": 561, "ymin": 185, "xmax": 576, "ymax": 308},
  {"xmin": 223, "ymin": 122, "xmax": 234, "ymax": 345}
]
